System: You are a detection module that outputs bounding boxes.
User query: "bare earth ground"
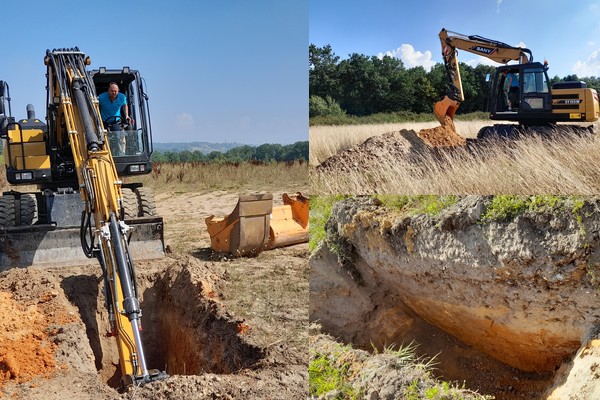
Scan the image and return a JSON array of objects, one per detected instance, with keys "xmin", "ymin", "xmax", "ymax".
[{"xmin": 0, "ymin": 189, "xmax": 308, "ymax": 399}]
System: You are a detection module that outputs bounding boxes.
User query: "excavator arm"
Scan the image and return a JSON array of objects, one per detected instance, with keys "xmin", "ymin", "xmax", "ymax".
[
  {"xmin": 435, "ymin": 28, "xmax": 533, "ymax": 124},
  {"xmin": 44, "ymin": 48, "xmax": 167, "ymax": 387}
]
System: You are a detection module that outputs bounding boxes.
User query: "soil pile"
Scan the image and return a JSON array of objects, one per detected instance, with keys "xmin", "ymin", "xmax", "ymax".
[
  {"xmin": 316, "ymin": 130, "xmax": 429, "ymax": 173},
  {"xmin": 417, "ymin": 117, "xmax": 467, "ymax": 147},
  {"xmin": 310, "ymin": 196, "xmax": 600, "ymax": 399},
  {"xmin": 315, "ymin": 125, "xmax": 469, "ymax": 174}
]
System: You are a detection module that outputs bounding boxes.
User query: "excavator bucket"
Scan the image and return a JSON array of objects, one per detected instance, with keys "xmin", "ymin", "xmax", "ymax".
[
  {"xmin": 205, "ymin": 192, "xmax": 309, "ymax": 256},
  {"xmin": 205, "ymin": 193, "xmax": 274, "ymax": 256},
  {"xmin": 417, "ymin": 95, "xmax": 467, "ymax": 148},
  {"xmin": 433, "ymin": 95, "xmax": 460, "ymax": 125},
  {"xmin": 268, "ymin": 193, "xmax": 309, "ymax": 249}
]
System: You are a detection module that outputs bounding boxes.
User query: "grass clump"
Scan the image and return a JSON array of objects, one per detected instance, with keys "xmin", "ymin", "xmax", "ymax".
[
  {"xmin": 309, "ymin": 195, "xmax": 348, "ymax": 252},
  {"xmin": 376, "ymin": 195, "xmax": 459, "ymax": 216},
  {"xmin": 480, "ymin": 195, "xmax": 583, "ymax": 223},
  {"xmin": 309, "ymin": 348, "xmax": 361, "ymax": 399},
  {"xmin": 310, "ymin": 333, "xmax": 493, "ymax": 399}
]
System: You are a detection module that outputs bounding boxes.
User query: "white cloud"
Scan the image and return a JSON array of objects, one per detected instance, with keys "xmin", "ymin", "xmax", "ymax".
[
  {"xmin": 588, "ymin": 41, "xmax": 596, "ymax": 47},
  {"xmin": 572, "ymin": 49, "xmax": 600, "ymax": 76},
  {"xmin": 175, "ymin": 112, "xmax": 194, "ymax": 130},
  {"xmin": 496, "ymin": 0, "xmax": 502, "ymax": 13},
  {"xmin": 377, "ymin": 44, "xmax": 436, "ymax": 71}
]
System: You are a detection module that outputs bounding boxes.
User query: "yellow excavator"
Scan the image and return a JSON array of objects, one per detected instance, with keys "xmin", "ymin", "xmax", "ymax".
[
  {"xmin": 0, "ymin": 49, "xmax": 166, "ymax": 387},
  {"xmin": 433, "ymin": 28, "xmax": 599, "ymax": 140}
]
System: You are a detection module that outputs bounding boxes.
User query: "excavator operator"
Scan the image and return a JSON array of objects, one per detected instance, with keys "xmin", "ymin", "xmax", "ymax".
[{"xmin": 98, "ymin": 82, "xmax": 132, "ymax": 156}]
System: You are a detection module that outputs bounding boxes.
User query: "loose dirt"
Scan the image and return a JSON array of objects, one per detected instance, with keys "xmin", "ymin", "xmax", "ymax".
[
  {"xmin": 417, "ymin": 117, "xmax": 467, "ymax": 147},
  {"xmin": 0, "ymin": 190, "xmax": 308, "ymax": 399},
  {"xmin": 316, "ymin": 129, "xmax": 431, "ymax": 174}
]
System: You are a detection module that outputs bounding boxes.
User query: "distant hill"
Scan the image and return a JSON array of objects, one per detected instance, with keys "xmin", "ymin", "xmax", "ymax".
[{"xmin": 153, "ymin": 141, "xmax": 246, "ymax": 154}]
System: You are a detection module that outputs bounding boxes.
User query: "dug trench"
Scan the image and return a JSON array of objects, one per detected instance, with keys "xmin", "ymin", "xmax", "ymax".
[
  {"xmin": 0, "ymin": 255, "xmax": 265, "ymax": 399},
  {"xmin": 309, "ymin": 196, "xmax": 600, "ymax": 399}
]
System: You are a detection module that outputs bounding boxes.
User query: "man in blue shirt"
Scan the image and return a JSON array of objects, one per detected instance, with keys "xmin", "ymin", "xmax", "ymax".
[
  {"xmin": 504, "ymin": 71, "xmax": 519, "ymax": 111},
  {"xmin": 98, "ymin": 82, "xmax": 131, "ymax": 155},
  {"xmin": 98, "ymin": 82, "xmax": 130, "ymax": 123}
]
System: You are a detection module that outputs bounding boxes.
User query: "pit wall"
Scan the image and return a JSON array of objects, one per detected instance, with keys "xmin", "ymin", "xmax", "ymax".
[{"xmin": 309, "ymin": 196, "xmax": 600, "ymax": 372}]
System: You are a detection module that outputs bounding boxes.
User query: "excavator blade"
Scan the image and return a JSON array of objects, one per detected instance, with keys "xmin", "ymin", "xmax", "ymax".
[
  {"xmin": 205, "ymin": 192, "xmax": 309, "ymax": 256},
  {"xmin": 0, "ymin": 217, "xmax": 164, "ymax": 270},
  {"xmin": 433, "ymin": 96, "xmax": 460, "ymax": 125}
]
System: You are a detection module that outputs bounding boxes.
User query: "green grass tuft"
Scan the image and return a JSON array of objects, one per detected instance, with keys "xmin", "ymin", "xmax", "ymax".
[{"xmin": 309, "ymin": 195, "xmax": 348, "ymax": 252}]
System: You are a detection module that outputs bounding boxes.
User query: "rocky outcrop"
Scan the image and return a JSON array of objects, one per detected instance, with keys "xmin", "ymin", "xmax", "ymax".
[{"xmin": 310, "ymin": 196, "xmax": 600, "ymax": 374}]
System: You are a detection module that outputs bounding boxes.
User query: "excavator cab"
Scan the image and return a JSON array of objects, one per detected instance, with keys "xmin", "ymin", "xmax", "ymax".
[
  {"xmin": 90, "ymin": 67, "xmax": 154, "ymax": 177},
  {"xmin": 490, "ymin": 63, "xmax": 552, "ymax": 122}
]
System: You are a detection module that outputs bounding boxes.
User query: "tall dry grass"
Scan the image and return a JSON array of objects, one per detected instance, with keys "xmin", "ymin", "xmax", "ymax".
[
  {"xmin": 311, "ymin": 129, "xmax": 600, "ymax": 195},
  {"xmin": 0, "ymin": 161, "xmax": 309, "ymax": 194},
  {"xmin": 129, "ymin": 161, "xmax": 309, "ymax": 194}
]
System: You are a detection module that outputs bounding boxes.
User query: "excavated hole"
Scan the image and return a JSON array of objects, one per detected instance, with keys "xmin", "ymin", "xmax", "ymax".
[
  {"xmin": 63, "ymin": 265, "xmax": 264, "ymax": 388},
  {"xmin": 311, "ymin": 248, "xmax": 561, "ymax": 400}
]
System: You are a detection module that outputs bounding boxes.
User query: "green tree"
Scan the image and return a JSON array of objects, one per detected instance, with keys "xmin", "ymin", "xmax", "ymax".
[
  {"xmin": 309, "ymin": 95, "xmax": 346, "ymax": 117},
  {"xmin": 207, "ymin": 151, "xmax": 224, "ymax": 162},
  {"xmin": 407, "ymin": 67, "xmax": 436, "ymax": 113},
  {"xmin": 309, "ymin": 44, "xmax": 341, "ymax": 99},
  {"xmin": 255, "ymin": 143, "xmax": 283, "ymax": 162}
]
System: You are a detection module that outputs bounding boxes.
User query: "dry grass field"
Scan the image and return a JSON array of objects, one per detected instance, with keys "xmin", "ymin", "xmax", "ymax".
[{"xmin": 310, "ymin": 120, "xmax": 600, "ymax": 194}]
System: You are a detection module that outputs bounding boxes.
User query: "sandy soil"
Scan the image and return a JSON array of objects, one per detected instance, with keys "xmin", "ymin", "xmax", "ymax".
[
  {"xmin": 0, "ymin": 190, "xmax": 308, "ymax": 399},
  {"xmin": 416, "ymin": 117, "xmax": 467, "ymax": 147}
]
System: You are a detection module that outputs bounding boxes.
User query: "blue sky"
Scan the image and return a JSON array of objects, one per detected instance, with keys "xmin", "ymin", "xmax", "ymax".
[
  {"xmin": 0, "ymin": 0, "xmax": 307, "ymax": 145},
  {"xmin": 310, "ymin": 0, "xmax": 600, "ymax": 79}
]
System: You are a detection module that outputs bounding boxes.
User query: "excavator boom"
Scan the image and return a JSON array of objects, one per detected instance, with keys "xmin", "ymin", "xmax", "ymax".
[
  {"xmin": 42, "ymin": 48, "xmax": 167, "ymax": 387},
  {"xmin": 435, "ymin": 28, "xmax": 532, "ymax": 124}
]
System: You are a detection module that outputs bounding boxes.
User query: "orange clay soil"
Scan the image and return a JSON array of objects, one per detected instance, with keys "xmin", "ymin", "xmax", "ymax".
[
  {"xmin": 0, "ymin": 291, "xmax": 75, "ymax": 389},
  {"xmin": 417, "ymin": 117, "xmax": 466, "ymax": 147}
]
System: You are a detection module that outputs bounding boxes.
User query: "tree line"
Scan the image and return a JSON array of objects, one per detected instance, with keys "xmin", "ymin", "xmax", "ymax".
[
  {"xmin": 151, "ymin": 141, "xmax": 308, "ymax": 163},
  {"xmin": 0, "ymin": 139, "xmax": 308, "ymax": 164},
  {"xmin": 309, "ymin": 44, "xmax": 600, "ymax": 117}
]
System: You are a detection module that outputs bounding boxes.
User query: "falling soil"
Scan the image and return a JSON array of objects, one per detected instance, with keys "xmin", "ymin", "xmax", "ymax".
[{"xmin": 417, "ymin": 117, "xmax": 467, "ymax": 147}]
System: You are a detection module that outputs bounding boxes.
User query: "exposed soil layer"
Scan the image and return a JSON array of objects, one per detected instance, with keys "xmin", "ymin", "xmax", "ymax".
[
  {"xmin": 0, "ymin": 257, "xmax": 263, "ymax": 397},
  {"xmin": 310, "ymin": 196, "xmax": 600, "ymax": 400}
]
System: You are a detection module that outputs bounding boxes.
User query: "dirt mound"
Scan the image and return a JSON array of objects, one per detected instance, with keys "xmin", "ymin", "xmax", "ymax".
[
  {"xmin": 316, "ymin": 129, "xmax": 429, "ymax": 173},
  {"xmin": 417, "ymin": 117, "xmax": 467, "ymax": 147},
  {"xmin": 0, "ymin": 291, "xmax": 65, "ymax": 386}
]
